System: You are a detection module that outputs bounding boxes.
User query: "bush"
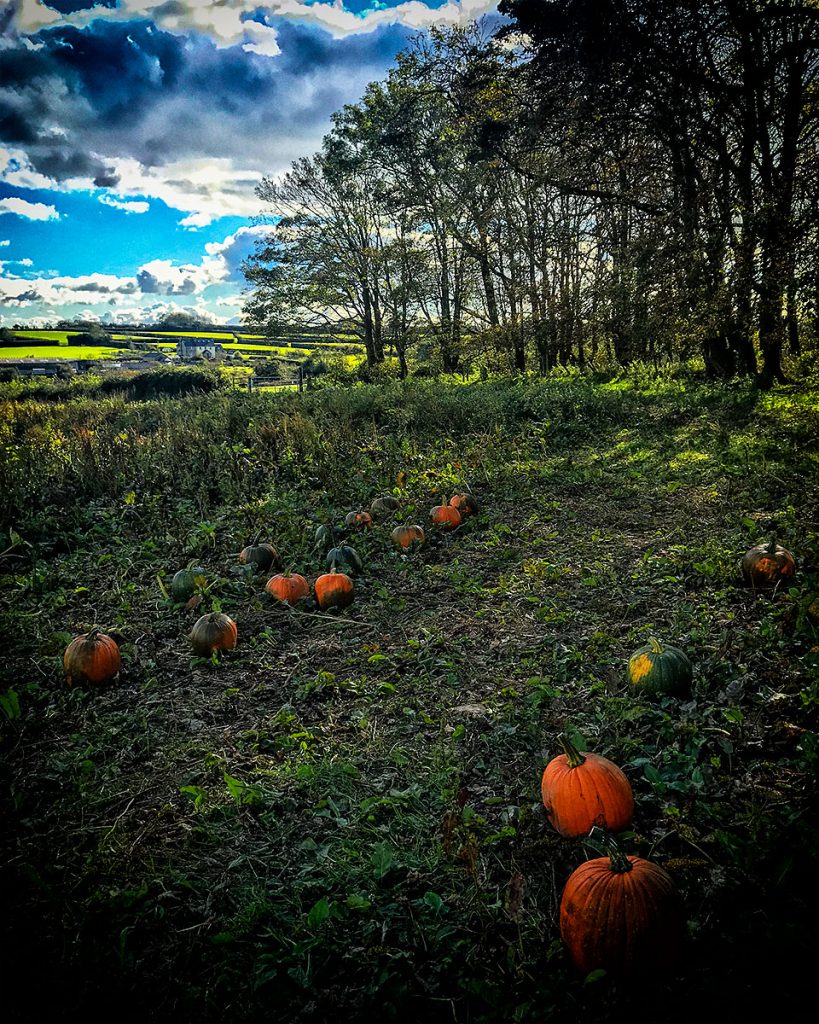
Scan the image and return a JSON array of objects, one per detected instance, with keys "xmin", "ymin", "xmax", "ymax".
[{"xmin": 99, "ymin": 366, "xmax": 225, "ymax": 399}]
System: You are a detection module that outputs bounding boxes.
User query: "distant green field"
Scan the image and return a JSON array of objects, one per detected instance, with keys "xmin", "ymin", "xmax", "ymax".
[
  {"xmin": 8, "ymin": 331, "xmax": 79, "ymax": 344},
  {"xmin": 149, "ymin": 331, "xmax": 237, "ymax": 339},
  {"xmin": 0, "ymin": 345, "xmax": 121, "ymax": 359},
  {"xmin": 222, "ymin": 343, "xmax": 300, "ymax": 354}
]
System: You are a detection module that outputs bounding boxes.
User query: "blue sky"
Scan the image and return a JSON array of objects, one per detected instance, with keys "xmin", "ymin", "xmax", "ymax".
[{"xmin": 0, "ymin": 1, "xmax": 498, "ymax": 326}]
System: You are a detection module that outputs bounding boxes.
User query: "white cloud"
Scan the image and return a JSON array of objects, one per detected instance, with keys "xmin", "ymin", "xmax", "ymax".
[
  {"xmin": 0, "ymin": 196, "xmax": 60, "ymax": 220},
  {"xmin": 2, "ymin": 146, "xmax": 259, "ymax": 229},
  {"xmin": 0, "ymin": 272, "xmax": 137, "ymax": 308},
  {"xmin": 0, "ymin": 223, "xmax": 257, "ymax": 318},
  {"xmin": 86, "ymin": 155, "xmax": 264, "ymax": 228},
  {"xmin": 0, "ymin": 146, "xmax": 57, "ymax": 192},
  {"xmin": 99, "ymin": 195, "xmax": 151, "ymax": 215},
  {"xmin": 12, "ymin": 1, "xmax": 498, "ymax": 50}
]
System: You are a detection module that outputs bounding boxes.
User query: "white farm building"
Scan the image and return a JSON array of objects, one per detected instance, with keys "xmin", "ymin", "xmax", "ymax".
[{"xmin": 176, "ymin": 338, "xmax": 224, "ymax": 361}]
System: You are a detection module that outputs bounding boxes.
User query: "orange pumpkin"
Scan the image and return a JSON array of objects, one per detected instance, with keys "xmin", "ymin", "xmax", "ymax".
[
  {"xmin": 391, "ymin": 524, "xmax": 425, "ymax": 549},
  {"xmin": 266, "ymin": 572, "xmax": 309, "ymax": 605},
  {"xmin": 449, "ymin": 493, "xmax": 479, "ymax": 517},
  {"xmin": 64, "ymin": 629, "xmax": 121, "ymax": 686},
  {"xmin": 190, "ymin": 612, "xmax": 238, "ymax": 656},
  {"xmin": 315, "ymin": 570, "xmax": 355, "ymax": 611},
  {"xmin": 239, "ymin": 542, "xmax": 280, "ymax": 573},
  {"xmin": 344, "ymin": 510, "xmax": 373, "ymax": 530},
  {"xmin": 741, "ymin": 538, "xmax": 796, "ymax": 589},
  {"xmin": 541, "ymin": 734, "xmax": 634, "ymax": 838},
  {"xmin": 560, "ymin": 834, "xmax": 683, "ymax": 977},
  {"xmin": 430, "ymin": 505, "xmax": 462, "ymax": 530}
]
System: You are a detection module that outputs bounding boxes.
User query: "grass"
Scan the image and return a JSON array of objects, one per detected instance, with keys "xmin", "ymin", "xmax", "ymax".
[
  {"xmin": 7, "ymin": 330, "xmax": 79, "ymax": 343},
  {"xmin": 0, "ymin": 369, "xmax": 817, "ymax": 1022},
  {"xmin": 0, "ymin": 345, "xmax": 123, "ymax": 359}
]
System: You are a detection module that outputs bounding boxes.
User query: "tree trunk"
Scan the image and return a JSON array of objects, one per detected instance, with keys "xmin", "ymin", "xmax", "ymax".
[{"xmin": 361, "ymin": 282, "xmax": 377, "ymax": 366}]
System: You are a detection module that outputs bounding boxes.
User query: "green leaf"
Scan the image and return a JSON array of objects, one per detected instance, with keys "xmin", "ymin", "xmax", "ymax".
[
  {"xmin": 307, "ymin": 897, "xmax": 331, "ymax": 928},
  {"xmin": 0, "ymin": 689, "xmax": 21, "ymax": 721},
  {"xmin": 422, "ymin": 891, "xmax": 444, "ymax": 912},
  {"xmin": 370, "ymin": 842, "xmax": 394, "ymax": 879},
  {"xmin": 223, "ymin": 772, "xmax": 245, "ymax": 802}
]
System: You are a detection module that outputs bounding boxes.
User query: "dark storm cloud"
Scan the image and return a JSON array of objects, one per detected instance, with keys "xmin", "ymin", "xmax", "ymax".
[
  {"xmin": 213, "ymin": 227, "xmax": 266, "ymax": 281},
  {"xmin": 45, "ymin": 21, "xmax": 186, "ymax": 122},
  {"xmin": 42, "ymin": 0, "xmax": 117, "ymax": 13},
  {"xmin": 137, "ymin": 269, "xmax": 195, "ymax": 294},
  {"xmin": 136, "ymin": 270, "xmax": 159, "ymax": 293},
  {"xmin": 8, "ymin": 288, "xmax": 43, "ymax": 303},
  {"xmin": 0, "ymin": 16, "xmax": 413, "ymax": 186}
]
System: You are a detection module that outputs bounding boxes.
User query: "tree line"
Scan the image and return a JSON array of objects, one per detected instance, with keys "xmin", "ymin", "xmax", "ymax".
[{"xmin": 242, "ymin": 1, "xmax": 819, "ymax": 387}]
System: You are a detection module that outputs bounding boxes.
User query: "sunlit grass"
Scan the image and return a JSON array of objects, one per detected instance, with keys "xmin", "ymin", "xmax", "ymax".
[
  {"xmin": 6, "ymin": 330, "xmax": 78, "ymax": 343},
  {"xmin": 0, "ymin": 345, "xmax": 121, "ymax": 359}
]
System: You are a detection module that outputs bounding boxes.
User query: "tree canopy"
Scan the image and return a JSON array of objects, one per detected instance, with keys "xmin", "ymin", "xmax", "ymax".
[{"xmin": 243, "ymin": 4, "xmax": 819, "ymax": 386}]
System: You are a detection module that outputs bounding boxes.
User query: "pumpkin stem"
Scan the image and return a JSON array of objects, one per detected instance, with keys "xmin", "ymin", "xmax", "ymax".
[
  {"xmin": 586, "ymin": 826, "xmax": 633, "ymax": 874},
  {"xmin": 85, "ymin": 626, "xmax": 101, "ymax": 645},
  {"xmin": 648, "ymin": 637, "xmax": 664, "ymax": 655},
  {"xmin": 767, "ymin": 534, "xmax": 778, "ymax": 555},
  {"xmin": 558, "ymin": 732, "xmax": 586, "ymax": 769}
]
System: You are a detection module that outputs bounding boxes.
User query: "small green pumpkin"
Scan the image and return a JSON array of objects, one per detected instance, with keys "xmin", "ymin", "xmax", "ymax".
[
  {"xmin": 326, "ymin": 544, "xmax": 363, "ymax": 576},
  {"xmin": 628, "ymin": 638, "xmax": 692, "ymax": 698},
  {"xmin": 371, "ymin": 495, "xmax": 400, "ymax": 517},
  {"xmin": 170, "ymin": 567, "xmax": 207, "ymax": 603}
]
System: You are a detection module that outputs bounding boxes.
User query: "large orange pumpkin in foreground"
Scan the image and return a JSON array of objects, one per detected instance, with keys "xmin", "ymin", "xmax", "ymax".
[
  {"xmin": 541, "ymin": 734, "xmax": 634, "ymax": 838},
  {"xmin": 64, "ymin": 629, "xmax": 121, "ymax": 686},
  {"xmin": 560, "ymin": 833, "xmax": 683, "ymax": 977},
  {"xmin": 315, "ymin": 570, "xmax": 354, "ymax": 611},
  {"xmin": 266, "ymin": 572, "xmax": 309, "ymax": 605},
  {"xmin": 430, "ymin": 505, "xmax": 462, "ymax": 531},
  {"xmin": 741, "ymin": 538, "xmax": 796, "ymax": 589},
  {"xmin": 190, "ymin": 612, "xmax": 238, "ymax": 656}
]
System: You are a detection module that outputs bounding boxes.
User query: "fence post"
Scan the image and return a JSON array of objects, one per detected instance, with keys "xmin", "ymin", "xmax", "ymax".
[
  {"xmin": 298, "ymin": 366, "xmax": 303, "ymax": 393},
  {"xmin": 248, "ymin": 376, "xmax": 252, "ymax": 394}
]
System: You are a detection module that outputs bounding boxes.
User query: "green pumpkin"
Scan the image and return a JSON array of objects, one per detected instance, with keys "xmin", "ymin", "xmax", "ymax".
[
  {"xmin": 628, "ymin": 638, "xmax": 692, "ymax": 698},
  {"xmin": 326, "ymin": 544, "xmax": 363, "ymax": 576},
  {"xmin": 171, "ymin": 567, "xmax": 207, "ymax": 602},
  {"xmin": 371, "ymin": 495, "xmax": 400, "ymax": 517}
]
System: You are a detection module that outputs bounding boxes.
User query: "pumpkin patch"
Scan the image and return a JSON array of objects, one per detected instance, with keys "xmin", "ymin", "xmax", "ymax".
[{"xmin": 6, "ymin": 371, "xmax": 816, "ymax": 1023}]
